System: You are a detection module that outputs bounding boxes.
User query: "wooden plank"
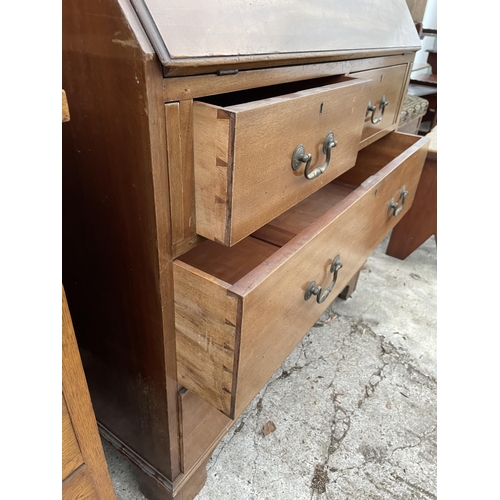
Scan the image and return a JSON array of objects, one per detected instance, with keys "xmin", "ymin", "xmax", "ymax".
[
  {"xmin": 62, "ymin": 395, "xmax": 84, "ymax": 481},
  {"xmin": 62, "ymin": 90, "xmax": 70, "ymax": 122},
  {"xmin": 166, "ymin": 101, "xmax": 199, "ymax": 249},
  {"xmin": 192, "ymin": 103, "xmax": 232, "ymax": 245},
  {"xmin": 174, "ymin": 262, "xmax": 240, "ymax": 417},
  {"xmin": 338, "ymin": 132, "xmax": 423, "ymax": 187},
  {"xmin": 136, "ymin": 0, "xmax": 420, "ymax": 74},
  {"xmin": 179, "ymin": 100, "xmax": 196, "ymax": 241},
  {"xmin": 179, "ymin": 237, "xmax": 278, "ymax": 286},
  {"xmin": 179, "ymin": 390, "xmax": 231, "ymax": 473},
  {"xmin": 162, "ymin": 54, "xmax": 415, "ymax": 102},
  {"xmin": 62, "ymin": 465, "xmax": 97, "ymax": 500},
  {"xmin": 165, "ymin": 102, "xmax": 184, "ymax": 245},
  {"xmin": 63, "ymin": 0, "xmax": 182, "ymax": 481}
]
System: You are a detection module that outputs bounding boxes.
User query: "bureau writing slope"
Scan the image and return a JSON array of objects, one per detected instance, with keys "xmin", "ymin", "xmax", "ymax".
[{"xmin": 62, "ymin": 1, "xmax": 428, "ymax": 498}]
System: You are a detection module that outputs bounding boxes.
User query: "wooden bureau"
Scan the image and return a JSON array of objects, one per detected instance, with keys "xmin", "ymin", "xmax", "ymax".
[{"xmin": 62, "ymin": 1, "xmax": 428, "ymax": 498}]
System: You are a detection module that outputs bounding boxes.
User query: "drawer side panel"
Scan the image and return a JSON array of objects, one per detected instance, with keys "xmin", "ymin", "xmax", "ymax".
[
  {"xmin": 193, "ymin": 103, "xmax": 233, "ymax": 245},
  {"xmin": 174, "ymin": 261, "xmax": 240, "ymax": 416}
]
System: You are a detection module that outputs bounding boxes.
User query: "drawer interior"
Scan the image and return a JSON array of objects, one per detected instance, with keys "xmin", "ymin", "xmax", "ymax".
[
  {"xmin": 179, "ymin": 131, "xmax": 421, "ymax": 281},
  {"xmin": 197, "ymin": 74, "xmax": 354, "ymax": 108}
]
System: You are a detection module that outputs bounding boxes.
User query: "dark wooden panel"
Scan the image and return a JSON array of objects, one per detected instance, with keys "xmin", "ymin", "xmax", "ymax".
[
  {"xmin": 180, "ymin": 391, "xmax": 231, "ymax": 473},
  {"xmin": 62, "ymin": 0, "xmax": 180, "ymax": 481},
  {"xmin": 62, "ymin": 466, "xmax": 96, "ymax": 500}
]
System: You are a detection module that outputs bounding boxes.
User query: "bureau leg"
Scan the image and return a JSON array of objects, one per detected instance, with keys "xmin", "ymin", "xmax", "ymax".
[
  {"xmin": 138, "ymin": 457, "xmax": 209, "ymax": 500},
  {"xmin": 338, "ymin": 267, "xmax": 363, "ymax": 300},
  {"xmin": 385, "ymin": 156, "xmax": 437, "ymax": 260}
]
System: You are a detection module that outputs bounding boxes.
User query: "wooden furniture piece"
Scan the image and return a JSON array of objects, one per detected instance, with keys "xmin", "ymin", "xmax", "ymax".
[
  {"xmin": 62, "ymin": 2, "xmax": 428, "ymax": 499},
  {"xmin": 62, "ymin": 91, "xmax": 115, "ymax": 500},
  {"xmin": 386, "ymin": 126, "xmax": 437, "ymax": 259},
  {"xmin": 63, "ymin": 287, "xmax": 116, "ymax": 499}
]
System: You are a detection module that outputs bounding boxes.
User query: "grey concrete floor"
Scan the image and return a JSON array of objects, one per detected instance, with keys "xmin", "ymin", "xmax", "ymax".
[{"xmin": 102, "ymin": 234, "xmax": 437, "ymax": 500}]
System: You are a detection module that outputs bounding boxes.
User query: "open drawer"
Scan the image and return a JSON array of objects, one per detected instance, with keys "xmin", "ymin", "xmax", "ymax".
[
  {"xmin": 193, "ymin": 75, "xmax": 370, "ymax": 246},
  {"xmin": 174, "ymin": 132, "xmax": 429, "ymax": 419}
]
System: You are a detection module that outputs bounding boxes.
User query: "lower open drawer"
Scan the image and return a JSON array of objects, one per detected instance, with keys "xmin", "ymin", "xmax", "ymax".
[{"xmin": 173, "ymin": 132, "xmax": 429, "ymax": 419}]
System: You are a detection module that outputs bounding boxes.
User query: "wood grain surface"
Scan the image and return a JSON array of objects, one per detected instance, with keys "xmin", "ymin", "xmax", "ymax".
[
  {"xmin": 179, "ymin": 390, "xmax": 231, "ymax": 473},
  {"xmin": 162, "ymin": 54, "xmax": 414, "ymax": 102},
  {"xmin": 62, "ymin": 395, "xmax": 84, "ymax": 481},
  {"xmin": 194, "ymin": 76, "xmax": 369, "ymax": 246},
  {"xmin": 62, "ymin": 90, "xmax": 70, "ymax": 122},
  {"xmin": 175, "ymin": 132, "xmax": 428, "ymax": 418}
]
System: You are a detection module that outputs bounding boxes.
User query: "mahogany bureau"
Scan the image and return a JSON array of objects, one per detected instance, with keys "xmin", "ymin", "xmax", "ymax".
[{"xmin": 62, "ymin": 1, "xmax": 429, "ymax": 498}]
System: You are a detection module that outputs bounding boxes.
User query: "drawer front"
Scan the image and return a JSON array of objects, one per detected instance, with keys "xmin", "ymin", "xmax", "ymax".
[
  {"xmin": 353, "ymin": 64, "xmax": 409, "ymax": 146},
  {"xmin": 175, "ymin": 132, "xmax": 429, "ymax": 419},
  {"xmin": 193, "ymin": 77, "xmax": 369, "ymax": 246}
]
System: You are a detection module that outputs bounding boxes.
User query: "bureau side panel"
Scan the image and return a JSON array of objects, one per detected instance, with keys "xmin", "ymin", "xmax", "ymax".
[{"xmin": 62, "ymin": 0, "xmax": 180, "ymax": 480}]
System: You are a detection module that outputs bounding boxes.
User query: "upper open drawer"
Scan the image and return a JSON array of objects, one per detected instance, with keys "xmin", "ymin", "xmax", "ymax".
[{"xmin": 193, "ymin": 75, "xmax": 370, "ymax": 246}]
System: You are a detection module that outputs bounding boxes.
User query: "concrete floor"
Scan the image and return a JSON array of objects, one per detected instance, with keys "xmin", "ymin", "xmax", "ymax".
[{"xmin": 102, "ymin": 234, "xmax": 437, "ymax": 500}]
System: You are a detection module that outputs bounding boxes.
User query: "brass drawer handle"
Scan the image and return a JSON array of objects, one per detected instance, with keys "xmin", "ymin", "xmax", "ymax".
[
  {"xmin": 304, "ymin": 254, "xmax": 343, "ymax": 304},
  {"xmin": 388, "ymin": 186, "xmax": 409, "ymax": 217},
  {"xmin": 366, "ymin": 95, "xmax": 389, "ymax": 124},
  {"xmin": 291, "ymin": 132, "xmax": 337, "ymax": 180}
]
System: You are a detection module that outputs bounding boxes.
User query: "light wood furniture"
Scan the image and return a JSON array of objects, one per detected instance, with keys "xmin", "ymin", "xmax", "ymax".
[
  {"xmin": 386, "ymin": 126, "xmax": 437, "ymax": 259},
  {"xmin": 62, "ymin": 91, "xmax": 115, "ymax": 500},
  {"xmin": 62, "ymin": 2, "xmax": 428, "ymax": 499}
]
